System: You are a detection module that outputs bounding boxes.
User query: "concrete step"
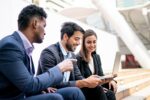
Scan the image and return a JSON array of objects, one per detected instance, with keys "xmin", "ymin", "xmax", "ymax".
[
  {"xmin": 115, "ymin": 72, "xmax": 150, "ymax": 85},
  {"xmin": 122, "ymin": 86, "xmax": 150, "ymax": 100},
  {"xmin": 117, "ymin": 68, "xmax": 150, "ymax": 77},
  {"xmin": 116, "ymin": 77, "xmax": 150, "ymax": 100}
]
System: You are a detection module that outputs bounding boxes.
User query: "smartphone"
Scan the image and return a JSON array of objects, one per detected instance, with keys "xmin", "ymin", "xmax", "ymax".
[{"xmin": 99, "ymin": 74, "xmax": 117, "ymax": 80}]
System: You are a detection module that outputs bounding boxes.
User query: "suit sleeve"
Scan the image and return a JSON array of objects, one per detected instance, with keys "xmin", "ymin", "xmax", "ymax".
[
  {"xmin": 38, "ymin": 48, "xmax": 58, "ymax": 72},
  {"xmin": 0, "ymin": 42, "xmax": 63, "ymax": 94}
]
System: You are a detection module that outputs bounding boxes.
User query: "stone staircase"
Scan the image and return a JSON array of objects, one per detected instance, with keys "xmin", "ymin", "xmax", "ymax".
[{"xmin": 115, "ymin": 68, "xmax": 150, "ymax": 100}]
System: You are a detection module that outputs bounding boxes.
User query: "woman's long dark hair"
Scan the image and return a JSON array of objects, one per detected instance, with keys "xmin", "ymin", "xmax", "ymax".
[{"xmin": 80, "ymin": 29, "xmax": 97, "ymax": 62}]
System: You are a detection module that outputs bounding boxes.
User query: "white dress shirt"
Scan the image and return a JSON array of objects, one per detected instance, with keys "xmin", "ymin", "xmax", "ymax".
[{"xmin": 59, "ymin": 42, "xmax": 71, "ymax": 82}]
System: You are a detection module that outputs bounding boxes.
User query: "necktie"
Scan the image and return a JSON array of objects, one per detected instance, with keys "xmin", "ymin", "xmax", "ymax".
[{"xmin": 63, "ymin": 53, "xmax": 71, "ymax": 82}]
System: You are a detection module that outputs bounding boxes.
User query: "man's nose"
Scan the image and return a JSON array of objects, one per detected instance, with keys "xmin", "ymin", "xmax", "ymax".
[{"xmin": 76, "ymin": 40, "xmax": 81, "ymax": 45}]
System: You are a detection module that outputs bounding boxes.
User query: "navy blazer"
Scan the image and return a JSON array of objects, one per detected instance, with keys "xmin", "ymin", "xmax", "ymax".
[
  {"xmin": 37, "ymin": 42, "xmax": 83, "ymax": 88},
  {"xmin": 0, "ymin": 32, "xmax": 63, "ymax": 99}
]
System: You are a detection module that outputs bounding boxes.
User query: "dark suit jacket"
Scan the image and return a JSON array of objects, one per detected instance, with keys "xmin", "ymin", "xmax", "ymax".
[
  {"xmin": 76, "ymin": 52, "xmax": 104, "ymax": 78},
  {"xmin": 37, "ymin": 42, "xmax": 83, "ymax": 88},
  {"xmin": 76, "ymin": 52, "xmax": 110, "ymax": 88},
  {"xmin": 0, "ymin": 32, "xmax": 63, "ymax": 100}
]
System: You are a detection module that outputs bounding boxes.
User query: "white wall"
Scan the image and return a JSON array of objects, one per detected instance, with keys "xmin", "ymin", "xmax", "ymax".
[{"xmin": 0, "ymin": 0, "xmax": 30, "ymax": 38}]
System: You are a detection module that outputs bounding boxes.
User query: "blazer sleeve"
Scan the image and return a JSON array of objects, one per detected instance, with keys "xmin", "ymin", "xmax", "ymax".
[
  {"xmin": 38, "ymin": 48, "xmax": 59, "ymax": 72},
  {"xmin": 0, "ymin": 42, "xmax": 63, "ymax": 94}
]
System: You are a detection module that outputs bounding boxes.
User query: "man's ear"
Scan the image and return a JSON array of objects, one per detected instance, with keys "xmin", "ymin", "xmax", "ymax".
[
  {"xmin": 63, "ymin": 33, "xmax": 69, "ymax": 40},
  {"xmin": 32, "ymin": 18, "xmax": 38, "ymax": 29}
]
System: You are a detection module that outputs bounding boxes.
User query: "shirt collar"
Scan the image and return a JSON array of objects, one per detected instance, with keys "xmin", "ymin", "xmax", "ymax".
[
  {"xmin": 59, "ymin": 42, "xmax": 70, "ymax": 57},
  {"xmin": 17, "ymin": 30, "xmax": 34, "ymax": 55}
]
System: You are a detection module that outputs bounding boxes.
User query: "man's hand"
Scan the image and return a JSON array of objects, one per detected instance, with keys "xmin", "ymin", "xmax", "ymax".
[
  {"xmin": 41, "ymin": 87, "xmax": 57, "ymax": 94},
  {"xmin": 85, "ymin": 75, "xmax": 102, "ymax": 88},
  {"xmin": 47, "ymin": 87, "xmax": 57, "ymax": 93},
  {"xmin": 76, "ymin": 75, "xmax": 102, "ymax": 88},
  {"xmin": 57, "ymin": 59, "xmax": 77, "ymax": 72}
]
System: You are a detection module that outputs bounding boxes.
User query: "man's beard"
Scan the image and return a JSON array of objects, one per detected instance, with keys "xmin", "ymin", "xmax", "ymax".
[
  {"xmin": 66, "ymin": 43, "xmax": 75, "ymax": 52},
  {"xmin": 35, "ymin": 33, "xmax": 43, "ymax": 43},
  {"xmin": 35, "ymin": 37, "xmax": 43, "ymax": 43}
]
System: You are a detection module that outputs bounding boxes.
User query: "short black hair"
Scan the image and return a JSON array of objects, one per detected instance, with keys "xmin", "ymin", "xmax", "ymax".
[
  {"xmin": 60, "ymin": 22, "xmax": 85, "ymax": 39},
  {"xmin": 18, "ymin": 4, "xmax": 47, "ymax": 31}
]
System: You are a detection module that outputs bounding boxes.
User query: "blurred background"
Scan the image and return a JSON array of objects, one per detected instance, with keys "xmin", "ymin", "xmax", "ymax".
[{"xmin": 0, "ymin": 0, "xmax": 150, "ymax": 99}]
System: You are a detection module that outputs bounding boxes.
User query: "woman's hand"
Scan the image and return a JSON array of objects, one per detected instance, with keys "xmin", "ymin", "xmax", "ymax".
[{"xmin": 109, "ymin": 80, "xmax": 118, "ymax": 93}]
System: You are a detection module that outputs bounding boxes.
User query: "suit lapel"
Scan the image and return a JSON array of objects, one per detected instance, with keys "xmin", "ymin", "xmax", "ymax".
[
  {"xmin": 56, "ymin": 42, "xmax": 64, "ymax": 61},
  {"xmin": 12, "ymin": 31, "xmax": 35, "ymax": 75},
  {"xmin": 30, "ymin": 57, "xmax": 35, "ymax": 74}
]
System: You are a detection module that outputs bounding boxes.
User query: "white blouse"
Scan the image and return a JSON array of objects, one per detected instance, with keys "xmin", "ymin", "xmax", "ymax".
[{"xmin": 88, "ymin": 57, "xmax": 95, "ymax": 74}]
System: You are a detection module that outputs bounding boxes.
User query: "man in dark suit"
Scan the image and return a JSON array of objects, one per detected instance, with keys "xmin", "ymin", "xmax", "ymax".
[
  {"xmin": 37, "ymin": 22, "xmax": 105, "ymax": 97},
  {"xmin": 0, "ymin": 5, "xmax": 85, "ymax": 100}
]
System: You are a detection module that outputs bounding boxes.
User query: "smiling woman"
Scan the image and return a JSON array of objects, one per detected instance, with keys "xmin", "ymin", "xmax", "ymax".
[{"xmin": 76, "ymin": 29, "xmax": 117, "ymax": 100}]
